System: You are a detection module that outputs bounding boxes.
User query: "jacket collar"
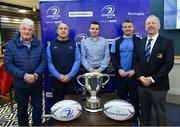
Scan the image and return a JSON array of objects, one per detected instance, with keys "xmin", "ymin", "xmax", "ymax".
[
  {"xmin": 118, "ymin": 34, "xmax": 138, "ymax": 44},
  {"xmin": 12, "ymin": 32, "xmax": 39, "ymax": 47}
]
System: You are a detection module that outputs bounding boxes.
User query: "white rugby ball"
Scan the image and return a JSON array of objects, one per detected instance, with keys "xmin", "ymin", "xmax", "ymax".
[
  {"xmin": 103, "ymin": 99, "xmax": 135, "ymax": 121},
  {"xmin": 50, "ymin": 100, "xmax": 82, "ymax": 121}
]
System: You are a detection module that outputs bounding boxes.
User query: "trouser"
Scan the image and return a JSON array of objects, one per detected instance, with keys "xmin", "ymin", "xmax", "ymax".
[
  {"xmin": 51, "ymin": 77, "xmax": 76, "ymax": 104},
  {"xmin": 14, "ymin": 85, "xmax": 42, "ymax": 126},
  {"xmin": 116, "ymin": 76, "xmax": 139, "ymax": 124},
  {"xmin": 138, "ymin": 87, "xmax": 167, "ymax": 126}
]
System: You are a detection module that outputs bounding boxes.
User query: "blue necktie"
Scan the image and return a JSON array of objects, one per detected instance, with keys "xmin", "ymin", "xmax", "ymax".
[{"xmin": 145, "ymin": 38, "xmax": 153, "ymax": 63}]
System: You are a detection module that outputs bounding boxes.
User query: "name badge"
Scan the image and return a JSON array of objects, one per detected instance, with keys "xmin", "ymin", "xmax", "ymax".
[{"xmin": 157, "ymin": 53, "xmax": 163, "ymax": 59}]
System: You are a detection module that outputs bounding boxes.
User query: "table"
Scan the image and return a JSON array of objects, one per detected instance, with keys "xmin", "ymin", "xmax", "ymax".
[{"xmin": 43, "ymin": 94, "xmax": 133, "ymax": 126}]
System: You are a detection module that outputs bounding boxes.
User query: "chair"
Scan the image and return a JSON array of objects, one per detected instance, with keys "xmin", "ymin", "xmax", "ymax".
[{"xmin": 0, "ymin": 64, "xmax": 13, "ymax": 112}]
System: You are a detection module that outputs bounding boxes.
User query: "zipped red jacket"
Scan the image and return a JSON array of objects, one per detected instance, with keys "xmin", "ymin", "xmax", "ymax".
[{"xmin": 0, "ymin": 64, "xmax": 13, "ymax": 96}]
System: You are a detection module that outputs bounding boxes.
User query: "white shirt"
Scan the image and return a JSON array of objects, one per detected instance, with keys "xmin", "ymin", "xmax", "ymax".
[
  {"xmin": 146, "ymin": 33, "xmax": 159, "ymax": 54},
  {"xmin": 145, "ymin": 33, "xmax": 159, "ymax": 83}
]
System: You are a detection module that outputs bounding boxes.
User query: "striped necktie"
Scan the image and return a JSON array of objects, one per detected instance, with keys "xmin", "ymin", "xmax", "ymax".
[{"xmin": 145, "ymin": 38, "xmax": 153, "ymax": 63}]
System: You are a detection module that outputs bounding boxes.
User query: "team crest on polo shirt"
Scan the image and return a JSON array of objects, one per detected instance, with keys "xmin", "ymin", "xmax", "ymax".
[
  {"xmin": 69, "ymin": 46, "xmax": 73, "ymax": 50},
  {"xmin": 53, "ymin": 46, "xmax": 58, "ymax": 49},
  {"xmin": 157, "ymin": 53, "xmax": 163, "ymax": 59}
]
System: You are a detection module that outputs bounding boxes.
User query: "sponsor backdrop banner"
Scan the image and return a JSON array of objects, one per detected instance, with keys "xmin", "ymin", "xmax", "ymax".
[{"xmin": 39, "ymin": 0, "xmax": 150, "ymax": 115}]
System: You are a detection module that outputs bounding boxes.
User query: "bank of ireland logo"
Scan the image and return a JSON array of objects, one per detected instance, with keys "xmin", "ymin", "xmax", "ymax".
[
  {"xmin": 75, "ymin": 33, "xmax": 88, "ymax": 44},
  {"xmin": 101, "ymin": 5, "xmax": 116, "ymax": 18},
  {"xmin": 46, "ymin": 6, "xmax": 60, "ymax": 19}
]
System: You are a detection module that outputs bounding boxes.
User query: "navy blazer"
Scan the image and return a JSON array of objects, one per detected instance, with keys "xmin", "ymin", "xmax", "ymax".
[{"xmin": 135, "ymin": 35, "xmax": 174, "ymax": 90}]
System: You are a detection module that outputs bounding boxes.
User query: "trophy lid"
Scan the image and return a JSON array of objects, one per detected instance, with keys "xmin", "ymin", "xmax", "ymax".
[{"xmin": 83, "ymin": 72, "xmax": 107, "ymax": 78}]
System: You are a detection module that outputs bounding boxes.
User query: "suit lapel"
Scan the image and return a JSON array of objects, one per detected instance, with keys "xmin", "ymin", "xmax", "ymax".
[
  {"xmin": 142, "ymin": 38, "xmax": 147, "ymax": 62},
  {"xmin": 149, "ymin": 36, "xmax": 161, "ymax": 62}
]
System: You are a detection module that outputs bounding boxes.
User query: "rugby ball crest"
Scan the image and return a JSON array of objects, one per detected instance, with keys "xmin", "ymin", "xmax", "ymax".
[
  {"xmin": 103, "ymin": 99, "xmax": 135, "ymax": 121},
  {"xmin": 50, "ymin": 100, "xmax": 82, "ymax": 121}
]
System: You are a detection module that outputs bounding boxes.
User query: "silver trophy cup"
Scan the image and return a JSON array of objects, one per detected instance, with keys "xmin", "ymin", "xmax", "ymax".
[{"xmin": 77, "ymin": 72, "xmax": 110, "ymax": 112}]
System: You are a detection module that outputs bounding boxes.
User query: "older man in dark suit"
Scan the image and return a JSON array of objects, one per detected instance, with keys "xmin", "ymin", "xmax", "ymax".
[{"xmin": 135, "ymin": 15, "xmax": 174, "ymax": 126}]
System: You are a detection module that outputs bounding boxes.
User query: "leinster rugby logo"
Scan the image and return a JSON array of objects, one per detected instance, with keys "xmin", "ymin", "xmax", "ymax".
[
  {"xmin": 75, "ymin": 33, "xmax": 88, "ymax": 43},
  {"xmin": 46, "ymin": 6, "xmax": 60, "ymax": 19},
  {"xmin": 61, "ymin": 108, "xmax": 73, "ymax": 120},
  {"xmin": 101, "ymin": 5, "xmax": 115, "ymax": 18}
]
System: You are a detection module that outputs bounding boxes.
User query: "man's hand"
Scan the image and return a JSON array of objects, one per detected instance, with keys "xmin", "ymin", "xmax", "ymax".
[
  {"xmin": 118, "ymin": 69, "xmax": 128, "ymax": 77},
  {"xmin": 127, "ymin": 70, "xmax": 135, "ymax": 78},
  {"xmin": 145, "ymin": 77, "xmax": 153, "ymax": 85},
  {"xmin": 59, "ymin": 74, "xmax": 65, "ymax": 82},
  {"xmin": 24, "ymin": 73, "xmax": 36, "ymax": 84},
  {"xmin": 139, "ymin": 76, "xmax": 150, "ymax": 86},
  {"xmin": 59, "ymin": 75, "xmax": 70, "ymax": 83},
  {"xmin": 62, "ymin": 75, "xmax": 70, "ymax": 83}
]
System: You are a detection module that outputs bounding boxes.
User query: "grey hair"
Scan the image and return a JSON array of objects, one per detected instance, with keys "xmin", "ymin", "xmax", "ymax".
[
  {"xmin": 145, "ymin": 15, "xmax": 161, "ymax": 26},
  {"xmin": 20, "ymin": 18, "xmax": 34, "ymax": 30},
  {"xmin": 57, "ymin": 22, "xmax": 69, "ymax": 29}
]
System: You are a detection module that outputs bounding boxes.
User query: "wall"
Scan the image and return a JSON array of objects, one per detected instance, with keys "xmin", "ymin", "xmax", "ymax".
[
  {"xmin": 2, "ymin": 0, "xmax": 179, "ymax": 55},
  {"xmin": 151, "ymin": 0, "xmax": 180, "ymax": 56},
  {"xmin": 151, "ymin": 0, "xmax": 180, "ymax": 95},
  {"xmin": 169, "ymin": 60, "xmax": 180, "ymax": 95},
  {"xmin": 1, "ymin": 0, "xmax": 179, "ymax": 95},
  {"xmin": 1, "ymin": 0, "xmax": 39, "ymax": 9}
]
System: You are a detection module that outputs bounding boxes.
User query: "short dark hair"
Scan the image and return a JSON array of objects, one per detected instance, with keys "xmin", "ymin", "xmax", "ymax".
[
  {"xmin": 89, "ymin": 21, "xmax": 100, "ymax": 28},
  {"xmin": 122, "ymin": 19, "xmax": 134, "ymax": 25}
]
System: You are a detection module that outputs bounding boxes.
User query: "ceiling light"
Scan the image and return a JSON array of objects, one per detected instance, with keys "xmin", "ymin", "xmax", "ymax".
[
  {"xmin": 1, "ymin": 17, "xmax": 10, "ymax": 20},
  {"xmin": 32, "ymin": 5, "xmax": 37, "ymax": 12},
  {"xmin": 18, "ymin": 9, "xmax": 27, "ymax": 13}
]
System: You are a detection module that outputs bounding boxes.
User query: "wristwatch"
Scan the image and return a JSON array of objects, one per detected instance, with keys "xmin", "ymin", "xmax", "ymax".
[{"xmin": 33, "ymin": 73, "xmax": 38, "ymax": 80}]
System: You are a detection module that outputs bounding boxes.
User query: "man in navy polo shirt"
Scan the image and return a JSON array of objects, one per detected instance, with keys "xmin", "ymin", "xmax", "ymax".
[{"xmin": 46, "ymin": 22, "xmax": 81, "ymax": 103}]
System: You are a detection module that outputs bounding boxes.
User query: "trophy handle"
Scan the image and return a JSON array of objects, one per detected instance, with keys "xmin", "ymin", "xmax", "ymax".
[
  {"xmin": 77, "ymin": 75, "xmax": 85, "ymax": 86},
  {"xmin": 101, "ymin": 74, "xmax": 110, "ymax": 87}
]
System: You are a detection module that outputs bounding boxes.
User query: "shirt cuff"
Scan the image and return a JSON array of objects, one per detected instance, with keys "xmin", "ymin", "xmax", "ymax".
[{"xmin": 150, "ymin": 76, "xmax": 155, "ymax": 83}]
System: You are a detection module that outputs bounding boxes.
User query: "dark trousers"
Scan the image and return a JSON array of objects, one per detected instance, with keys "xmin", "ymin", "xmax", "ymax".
[
  {"xmin": 51, "ymin": 77, "xmax": 76, "ymax": 104},
  {"xmin": 116, "ymin": 76, "xmax": 139, "ymax": 124},
  {"xmin": 14, "ymin": 85, "xmax": 42, "ymax": 126},
  {"xmin": 138, "ymin": 87, "xmax": 167, "ymax": 126}
]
